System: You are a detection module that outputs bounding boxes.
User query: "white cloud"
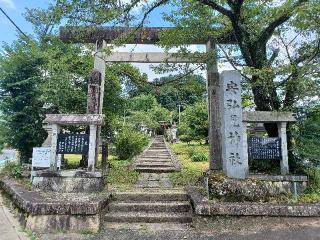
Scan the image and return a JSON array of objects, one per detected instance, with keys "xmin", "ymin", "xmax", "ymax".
[{"xmin": 0, "ymin": 0, "xmax": 15, "ymax": 9}]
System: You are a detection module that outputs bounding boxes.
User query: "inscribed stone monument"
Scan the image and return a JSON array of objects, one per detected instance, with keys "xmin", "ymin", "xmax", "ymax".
[{"xmin": 220, "ymin": 71, "xmax": 248, "ymax": 178}]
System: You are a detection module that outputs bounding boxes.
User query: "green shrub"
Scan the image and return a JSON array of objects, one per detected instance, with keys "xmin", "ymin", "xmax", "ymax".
[
  {"xmin": 114, "ymin": 128, "xmax": 148, "ymax": 160},
  {"xmin": 190, "ymin": 151, "xmax": 208, "ymax": 162},
  {"xmin": 0, "ymin": 161, "xmax": 22, "ymax": 178},
  {"xmin": 179, "ymin": 134, "xmax": 192, "ymax": 144},
  {"xmin": 187, "ymin": 147, "xmax": 208, "ymax": 162}
]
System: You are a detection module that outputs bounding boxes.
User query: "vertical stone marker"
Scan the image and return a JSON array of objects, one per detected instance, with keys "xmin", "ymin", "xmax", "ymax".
[{"xmin": 220, "ymin": 71, "xmax": 248, "ymax": 179}]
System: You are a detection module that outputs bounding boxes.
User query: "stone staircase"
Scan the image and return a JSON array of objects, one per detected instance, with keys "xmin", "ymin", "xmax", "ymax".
[
  {"xmin": 105, "ymin": 136, "xmax": 192, "ymax": 228},
  {"xmin": 133, "ymin": 135, "xmax": 178, "ymax": 173},
  {"xmin": 105, "ymin": 190, "xmax": 192, "ymax": 224}
]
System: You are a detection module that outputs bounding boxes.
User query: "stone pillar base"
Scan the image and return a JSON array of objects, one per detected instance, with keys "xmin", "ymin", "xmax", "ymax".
[{"xmin": 32, "ymin": 170, "xmax": 105, "ymax": 193}]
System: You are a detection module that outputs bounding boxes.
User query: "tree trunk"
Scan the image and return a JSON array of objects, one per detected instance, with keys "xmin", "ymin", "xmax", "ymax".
[{"xmin": 251, "ymin": 75, "xmax": 280, "ymax": 137}]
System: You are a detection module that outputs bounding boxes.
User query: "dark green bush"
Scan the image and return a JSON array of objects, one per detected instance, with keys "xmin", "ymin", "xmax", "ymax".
[
  {"xmin": 0, "ymin": 161, "xmax": 22, "ymax": 178},
  {"xmin": 187, "ymin": 147, "xmax": 208, "ymax": 162},
  {"xmin": 114, "ymin": 128, "xmax": 149, "ymax": 160}
]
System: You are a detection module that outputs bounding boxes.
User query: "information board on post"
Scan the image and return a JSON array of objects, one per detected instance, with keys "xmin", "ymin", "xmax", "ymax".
[
  {"xmin": 32, "ymin": 147, "xmax": 61, "ymax": 168},
  {"xmin": 57, "ymin": 134, "xmax": 89, "ymax": 154}
]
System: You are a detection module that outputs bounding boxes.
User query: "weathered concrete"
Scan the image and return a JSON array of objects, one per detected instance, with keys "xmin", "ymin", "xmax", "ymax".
[
  {"xmin": 45, "ymin": 114, "xmax": 104, "ymax": 125},
  {"xmin": 42, "ymin": 217, "xmax": 320, "ymax": 240},
  {"xmin": 104, "ymin": 52, "xmax": 203, "ymax": 63},
  {"xmin": 133, "ymin": 136, "xmax": 180, "ymax": 173},
  {"xmin": 0, "ymin": 193, "xmax": 29, "ymax": 240},
  {"xmin": 32, "ymin": 170, "xmax": 105, "ymax": 193},
  {"xmin": 187, "ymin": 186, "xmax": 320, "ymax": 217},
  {"xmin": 242, "ymin": 111, "xmax": 297, "ymax": 123},
  {"xmin": 0, "ymin": 178, "xmax": 110, "ymax": 233},
  {"xmin": 59, "ymin": 27, "xmax": 237, "ymax": 44},
  {"xmin": 106, "ymin": 190, "xmax": 192, "ymax": 224},
  {"xmin": 207, "ymin": 40, "xmax": 222, "ymax": 171},
  {"xmin": 207, "ymin": 173, "xmax": 308, "ymax": 201},
  {"xmin": 278, "ymin": 121, "xmax": 289, "ymax": 174},
  {"xmin": 135, "ymin": 173, "xmax": 173, "ymax": 188}
]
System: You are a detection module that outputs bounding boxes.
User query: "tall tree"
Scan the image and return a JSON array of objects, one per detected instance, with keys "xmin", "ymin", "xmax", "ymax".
[
  {"xmin": 28, "ymin": 0, "xmax": 319, "ymax": 136},
  {"xmin": 0, "ymin": 39, "xmax": 47, "ymax": 162}
]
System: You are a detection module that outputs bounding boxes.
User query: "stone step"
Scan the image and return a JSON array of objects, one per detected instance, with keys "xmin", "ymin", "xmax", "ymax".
[
  {"xmin": 135, "ymin": 167, "xmax": 177, "ymax": 173},
  {"xmin": 104, "ymin": 222, "xmax": 190, "ymax": 231},
  {"xmin": 105, "ymin": 211, "xmax": 192, "ymax": 223},
  {"xmin": 148, "ymin": 148, "xmax": 167, "ymax": 150},
  {"xmin": 138, "ymin": 157, "xmax": 172, "ymax": 161},
  {"xmin": 113, "ymin": 192, "xmax": 189, "ymax": 202},
  {"xmin": 137, "ymin": 158, "xmax": 172, "ymax": 162},
  {"xmin": 135, "ymin": 163, "xmax": 174, "ymax": 168},
  {"xmin": 142, "ymin": 153, "xmax": 171, "ymax": 157},
  {"xmin": 108, "ymin": 201, "xmax": 190, "ymax": 212}
]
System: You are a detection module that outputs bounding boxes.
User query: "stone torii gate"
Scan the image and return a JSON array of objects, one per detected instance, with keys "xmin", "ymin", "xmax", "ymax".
[{"xmin": 60, "ymin": 27, "xmax": 236, "ymax": 171}]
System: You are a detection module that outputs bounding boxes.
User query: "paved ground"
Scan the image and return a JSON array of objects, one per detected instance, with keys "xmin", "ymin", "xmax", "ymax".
[
  {"xmin": 135, "ymin": 173, "xmax": 173, "ymax": 188},
  {"xmin": 42, "ymin": 217, "xmax": 320, "ymax": 240},
  {"xmin": 0, "ymin": 194, "xmax": 29, "ymax": 240}
]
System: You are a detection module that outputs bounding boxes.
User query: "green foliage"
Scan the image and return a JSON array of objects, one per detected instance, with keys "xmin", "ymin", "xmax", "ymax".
[
  {"xmin": 0, "ymin": 121, "xmax": 7, "ymax": 151},
  {"xmin": 0, "ymin": 161, "xmax": 22, "ymax": 178},
  {"xmin": 129, "ymin": 94, "xmax": 158, "ymax": 112},
  {"xmin": 138, "ymin": 75, "xmax": 207, "ymax": 112},
  {"xmin": 39, "ymin": 36, "xmax": 91, "ymax": 114},
  {"xmin": 169, "ymin": 141, "xmax": 209, "ymax": 187},
  {"xmin": 187, "ymin": 146, "xmax": 209, "ymax": 162},
  {"xmin": 126, "ymin": 94, "xmax": 171, "ymax": 131},
  {"xmin": 305, "ymin": 168, "xmax": 320, "ymax": 192},
  {"xmin": 0, "ymin": 39, "xmax": 46, "ymax": 162},
  {"xmin": 178, "ymin": 134, "xmax": 193, "ymax": 144},
  {"xmin": 114, "ymin": 128, "xmax": 149, "ymax": 160},
  {"xmin": 292, "ymin": 105, "xmax": 320, "ymax": 166},
  {"xmin": 178, "ymin": 101, "xmax": 208, "ymax": 142},
  {"xmin": 296, "ymin": 168, "xmax": 320, "ymax": 203},
  {"xmin": 107, "ymin": 157, "xmax": 140, "ymax": 188}
]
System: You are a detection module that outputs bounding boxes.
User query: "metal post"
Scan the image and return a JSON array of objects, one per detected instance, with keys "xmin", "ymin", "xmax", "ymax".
[{"xmin": 178, "ymin": 104, "xmax": 181, "ymax": 124}]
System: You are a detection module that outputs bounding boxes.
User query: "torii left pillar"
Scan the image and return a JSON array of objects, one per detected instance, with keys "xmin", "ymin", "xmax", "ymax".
[{"xmin": 87, "ymin": 40, "xmax": 106, "ymax": 172}]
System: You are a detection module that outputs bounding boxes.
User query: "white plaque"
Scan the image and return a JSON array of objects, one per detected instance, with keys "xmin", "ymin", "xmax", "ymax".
[{"xmin": 32, "ymin": 147, "xmax": 61, "ymax": 168}]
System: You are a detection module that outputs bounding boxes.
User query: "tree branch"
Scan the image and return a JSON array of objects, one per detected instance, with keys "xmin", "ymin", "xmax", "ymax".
[
  {"xmin": 217, "ymin": 44, "xmax": 250, "ymax": 80},
  {"xmin": 136, "ymin": 0, "xmax": 169, "ymax": 29},
  {"xmin": 196, "ymin": 0, "xmax": 232, "ymax": 18},
  {"xmin": 258, "ymin": 0, "xmax": 308, "ymax": 44}
]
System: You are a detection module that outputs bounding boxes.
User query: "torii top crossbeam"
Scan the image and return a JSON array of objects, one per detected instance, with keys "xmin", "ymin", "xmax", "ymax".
[{"xmin": 59, "ymin": 27, "xmax": 236, "ymax": 44}]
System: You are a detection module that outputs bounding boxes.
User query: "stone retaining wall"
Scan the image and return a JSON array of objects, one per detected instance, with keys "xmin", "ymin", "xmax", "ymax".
[
  {"xmin": 187, "ymin": 186, "xmax": 320, "ymax": 217},
  {"xmin": 207, "ymin": 172, "xmax": 308, "ymax": 202},
  {"xmin": 0, "ymin": 178, "xmax": 110, "ymax": 233}
]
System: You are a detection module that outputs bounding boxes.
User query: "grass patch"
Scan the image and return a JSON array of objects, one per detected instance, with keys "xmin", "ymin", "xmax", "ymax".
[
  {"xmin": 296, "ymin": 191, "xmax": 320, "ymax": 203},
  {"xmin": 169, "ymin": 141, "xmax": 209, "ymax": 187},
  {"xmin": 107, "ymin": 155, "xmax": 139, "ymax": 189},
  {"xmin": 64, "ymin": 154, "xmax": 139, "ymax": 189}
]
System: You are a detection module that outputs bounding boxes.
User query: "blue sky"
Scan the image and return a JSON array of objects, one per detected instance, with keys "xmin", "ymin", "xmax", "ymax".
[
  {"xmin": 0, "ymin": 0, "xmax": 171, "ymax": 45},
  {"xmin": 0, "ymin": 0, "xmax": 232, "ymax": 79},
  {"xmin": 0, "ymin": 0, "xmax": 52, "ymax": 44}
]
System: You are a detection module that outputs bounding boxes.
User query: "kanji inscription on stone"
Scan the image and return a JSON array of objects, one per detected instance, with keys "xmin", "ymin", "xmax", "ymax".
[
  {"xmin": 220, "ymin": 71, "xmax": 248, "ymax": 178},
  {"xmin": 57, "ymin": 134, "xmax": 89, "ymax": 154}
]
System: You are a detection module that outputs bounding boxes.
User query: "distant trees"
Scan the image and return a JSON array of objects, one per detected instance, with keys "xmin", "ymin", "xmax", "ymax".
[
  {"xmin": 0, "ymin": 40, "xmax": 46, "ymax": 162},
  {"xmin": 137, "ymin": 74, "xmax": 207, "ymax": 112},
  {"xmin": 178, "ymin": 101, "xmax": 208, "ymax": 143}
]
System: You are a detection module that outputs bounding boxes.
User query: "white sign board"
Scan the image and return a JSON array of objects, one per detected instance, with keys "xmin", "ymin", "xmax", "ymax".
[{"xmin": 32, "ymin": 147, "xmax": 61, "ymax": 168}]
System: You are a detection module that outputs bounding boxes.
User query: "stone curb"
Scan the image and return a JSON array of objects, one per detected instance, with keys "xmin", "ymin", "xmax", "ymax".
[
  {"xmin": 0, "ymin": 178, "xmax": 110, "ymax": 215},
  {"xmin": 186, "ymin": 186, "xmax": 320, "ymax": 217}
]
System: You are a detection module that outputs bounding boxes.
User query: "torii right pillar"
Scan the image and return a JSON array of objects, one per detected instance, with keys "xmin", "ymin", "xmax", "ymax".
[{"xmin": 207, "ymin": 40, "xmax": 222, "ymax": 170}]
